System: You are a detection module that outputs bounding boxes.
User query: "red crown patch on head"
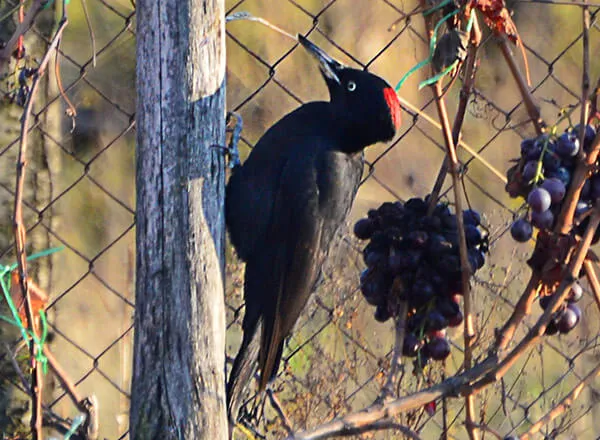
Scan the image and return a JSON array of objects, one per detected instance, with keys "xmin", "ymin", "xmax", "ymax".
[{"xmin": 383, "ymin": 87, "xmax": 402, "ymax": 130}]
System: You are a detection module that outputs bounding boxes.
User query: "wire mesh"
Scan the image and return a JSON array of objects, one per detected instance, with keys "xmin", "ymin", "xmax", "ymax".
[{"xmin": 0, "ymin": 0, "xmax": 599, "ymax": 439}]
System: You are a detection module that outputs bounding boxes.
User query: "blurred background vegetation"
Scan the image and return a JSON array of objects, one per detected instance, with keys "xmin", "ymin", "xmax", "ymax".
[{"xmin": 0, "ymin": 0, "xmax": 599, "ymax": 438}]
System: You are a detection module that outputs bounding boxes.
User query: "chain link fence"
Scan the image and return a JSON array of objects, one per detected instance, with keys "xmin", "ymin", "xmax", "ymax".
[{"xmin": 1, "ymin": 0, "xmax": 599, "ymax": 438}]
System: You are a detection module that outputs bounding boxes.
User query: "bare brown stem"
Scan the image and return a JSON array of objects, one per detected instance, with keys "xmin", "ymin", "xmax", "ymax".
[
  {"xmin": 583, "ymin": 260, "xmax": 600, "ymax": 313},
  {"xmin": 498, "ymin": 35, "xmax": 543, "ymax": 135},
  {"xmin": 495, "ymin": 271, "xmax": 541, "ymax": 350},
  {"xmin": 380, "ymin": 300, "xmax": 408, "ymax": 400},
  {"xmin": 474, "ymin": 208, "xmax": 600, "ymax": 389},
  {"xmin": 428, "ymin": 15, "xmax": 482, "ymax": 214},
  {"xmin": 12, "ymin": 17, "xmax": 68, "ymax": 440},
  {"xmin": 0, "ymin": 0, "xmax": 44, "ymax": 72},
  {"xmin": 267, "ymin": 389, "xmax": 293, "ymax": 435},
  {"xmin": 555, "ymin": 131, "xmax": 600, "ymax": 234},
  {"xmin": 520, "ymin": 362, "xmax": 600, "ymax": 439}
]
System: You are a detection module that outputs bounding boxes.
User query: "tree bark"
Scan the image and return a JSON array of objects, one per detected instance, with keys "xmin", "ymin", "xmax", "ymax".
[{"xmin": 131, "ymin": 1, "xmax": 227, "ymax": 439}]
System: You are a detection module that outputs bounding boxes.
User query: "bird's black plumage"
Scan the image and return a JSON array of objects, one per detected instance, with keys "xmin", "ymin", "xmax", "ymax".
[{"xmin": 226, "ymin": 35, "xmax": 401, "ymax": 424}]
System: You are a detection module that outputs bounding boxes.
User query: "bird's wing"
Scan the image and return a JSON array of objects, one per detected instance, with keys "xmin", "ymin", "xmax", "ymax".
[{"xmin": 256, "ymin": 149, "xmax": 327, "ymax": 391}]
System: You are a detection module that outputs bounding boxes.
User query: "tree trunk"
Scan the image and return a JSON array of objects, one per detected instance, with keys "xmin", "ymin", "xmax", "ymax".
[{"xmin": 131, "ymin": 1, "xmax": 227, "ymax": 439}]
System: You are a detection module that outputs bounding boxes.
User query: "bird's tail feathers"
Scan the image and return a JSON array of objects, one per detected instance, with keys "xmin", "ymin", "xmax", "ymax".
[{"xmin": 227, "ymin": 319, "xmax": 261, "ymax": 426}]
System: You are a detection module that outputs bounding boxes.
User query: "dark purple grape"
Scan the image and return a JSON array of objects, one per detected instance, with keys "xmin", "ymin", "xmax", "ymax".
[
  {"xmin": 464, "ymin": 224, "xmax": 482, "ymax": 247},
  {"xmin": 427, "ymin": 328, "xmax": 447, "ymax": 339},
  {"xmin": 557, "ymin": 307, "xmax": 579, "ymax": 333},
  {"xmin": 545, "ymin": 319, "xmax": 559, "ymax": 335},
  {"xmin": 541, "ymin": 178, "xmax": 566, "ymax": 204},
  {"xmin": 521, "ymin": 138, "xmax": 542, "ymax": 160},
  {"xmin": 437, "ymin": 254, "xmax": 461, "ymax": 275},
  {"xmin": 542, "ymin": 150, "xmax": 561, "ymax": 173},
  {"xmin": 528, "ymin": 187, "xmax": 552, "ymax": 213},
  {"xmin": 365, "ymin": 249, "xmax": 388, "ymax": 268},
  {"xmin": 511, "ymin": 219, "xmax": 533, "ymax": 242},
  {"xmin": 556, "ymin": 132, "xmax": 580, "ymax": 157},
  {"xmin": 580, "ymin": 179, "xmax": 592, "ymax": 201},
  {"xmin": 468, "ymin": 248, "xmax": 485, "ymax": 271},
  {"xmin": 437, "ymin": 296, "xmax": 460, "ymax": 318},
  {"xmin": 407, "ymin": 313, "xmax": 426, "ymax": 333},
  {"xmin": 567, "ymin": 303, "xmax": 582, "ymax": 321},
  {"xmin": 424, "ymin": 336, "xmax": 451, "ymax": 360},
  {"xmin": 522, "ymin": 160, "xmax": 539, "ymax": 182},
  {"xmin": 575, "ymin": 201, "xmax": 590, "ymax": 218},
  {"xmin": 572, "ymin": 124, "xmax": 597, "ymax": 151},
  {"xmin": 463, "ymin": 209, "xmax": 481, "ymax": 226},
  {"xmin": 405, "ymin": 197, "xmax": 427, "ymax": 214},
  {"xmin": 568, "ymin": 283, "xmax": 583, "ymax": 303},
  {"xmin": 448, "ymin": 310, "xmax": 463, "ymax": 327},
  {"xmin": 531, "ymin": 209, "xmax": 554, "ymax": 230},
  {"xmin": 420, "ymin": 215, "xmax": 442, "ymax": 232},
  {"xmin": 433, "ymin": 203, "xmax": 450, "ymax": 218},
  {"xmin": 504, "ymin": 436, "xmax": 519, "ymax": 440},
  {"xmin": 539, "ymin": 294, "xmax": 553, "ymax": 310},
  {"xmin": 548, "ymin": 167, "xmax": 571, "ymax": 187},
  {"xmin": 427, "ymin": 233, "xmax": 453, "ymax": 255},
  {"xmin": 411, "ymin": 280, "xmax": 436, "ymax": 306},
  {"xmin": 374, "ymin": 304, "xmax": 392, "ymax": 322},
  {"xmin": 591, "ymin": 175, "xmax": 600, "ymax": 200},
  {"xmin": 442, "ymin": 214, "xmax": 458, "ymax": 230},
  {"xmin": 402, "ymin": 333, "xmax": 421, "ymax": 357},
  {"xmin": 360, "ymin": 268, "xmax": 387, "ymax": 305},
  {"xmin": 367, "ymin": 209, "xmax": 379, "ymax": 219},
  {"xmin": 407, "ymin": 230, "xmax": 429, "ymax": 248},
  {"xmin": 354, "ymin": 218, "xmax": 376, "ymax": 240},
  {"xmin": 426, "ymin": 310, "xmax": 448, "ymax": 331}
]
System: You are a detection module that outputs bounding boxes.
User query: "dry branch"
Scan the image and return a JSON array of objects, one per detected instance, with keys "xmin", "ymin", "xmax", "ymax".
[
  {"xmin": 520, "ymin": 362, "xmax": 600, "ymax": 439},
  {"xmin": 0, "ymin": 0, "xmax": 45, "ymax": 72},
  {"xmin": 12, "ymin": 17, "xmax": 68, "ymax": 439}
]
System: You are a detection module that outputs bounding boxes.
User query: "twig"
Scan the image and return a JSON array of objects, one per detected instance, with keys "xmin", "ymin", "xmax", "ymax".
[
  {"xmin": 292, "ymin": 420, "xmax": 423, "ymax": 440},
  {"xmin": 379, "ymin": 300, "xmax": 408, "ymax": 400},
  {"xmin": 583, "ymin": 260, "xmax": 600, "ymax": 314},
  {"xmin": 498, "ymin": 34, "xmax": 543, "ymax": 135},
  {"xmin": 266, "ymin": 389, "xmax": 293, "ymax": 436},
  {"xmin": 554, "ymin": 8, "xmax": 595, "ymax": 234},
  {"xmin": 12, "ymin": 17, "xmax": 69, "ymax": 440},
  {"xmin": 428, "ymin": 14, "xmax": 482, "ymax": 213},
  {"xmin": 495, "ymin": 271, "xmax": 541, "ymax": 350},
  {"xmin": 520, "ymin": 361, "xmax": 600, "ymax": 439},
  {"xmin": 0, "ymin": 0, "xmax": 45, "ymax": 71},
  {"xmin": 473, "ymin": 207, "xmax": 600, "ymax": 390},
  {"xmin": 420, "ymin": 6, "xmax": 478, "ymax": 438},
  {"xmin": 3, "ymin": 342, "xmax": 30, "ymax": 390},
  {"xmin": 289, "ymin": 356, "xmax": 498, "ymax": 440},
  {"xmin": 43, "ymin": 345, "xmax": 84, "ymax": 409},
  {"xmin": 555, "ymin": 131, "xmax": 600, "ymax": 234}
]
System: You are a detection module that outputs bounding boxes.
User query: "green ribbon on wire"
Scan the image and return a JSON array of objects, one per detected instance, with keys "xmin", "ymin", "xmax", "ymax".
[
  {"xmin": 396, "ymin": 7, "xmax": 475, "ymax": 92},
  {"xmin": 0, "ymin": 246, "xmax": 63, "ymax": 374}
]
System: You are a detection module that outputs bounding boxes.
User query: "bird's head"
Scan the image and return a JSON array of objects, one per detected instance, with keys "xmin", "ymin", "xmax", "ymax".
[{"xmin": 298, "ymin": 35, "xmax": 401, "ymax": 150}]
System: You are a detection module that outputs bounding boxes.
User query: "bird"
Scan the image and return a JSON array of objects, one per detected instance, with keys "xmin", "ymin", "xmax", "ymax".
[{"xmin": 225, "ymin": 34, "xmax": 402, "ymax": 424}]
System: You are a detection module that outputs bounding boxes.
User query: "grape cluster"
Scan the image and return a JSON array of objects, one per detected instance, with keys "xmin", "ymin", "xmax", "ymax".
[
  {"xmin": 540, "ymin": 282, "xmax": 583, "ymax": 335},
  {"xmin": 354, "ymin": 196, "xmax": 487, "ymax": 364},
  {"xmin": 507, "ymin": 124, "xmax": 598, "ymax": 243}
]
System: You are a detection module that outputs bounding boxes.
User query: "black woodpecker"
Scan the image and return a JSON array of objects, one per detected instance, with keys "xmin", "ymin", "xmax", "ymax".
[{"xmin": 226, "ymin": 35, "xmax": 402, "ymax": 423}]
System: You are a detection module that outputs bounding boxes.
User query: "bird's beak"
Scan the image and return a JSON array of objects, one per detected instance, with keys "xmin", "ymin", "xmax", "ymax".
[{"xmin": 298, "ymin": 35, "xmax": 342, "ymax": 85}]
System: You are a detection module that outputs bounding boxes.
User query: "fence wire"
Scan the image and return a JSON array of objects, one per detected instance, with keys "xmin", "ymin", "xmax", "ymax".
[{"xmin": 0, "ymin": 0, "xmax": 599, "ymax": 439}]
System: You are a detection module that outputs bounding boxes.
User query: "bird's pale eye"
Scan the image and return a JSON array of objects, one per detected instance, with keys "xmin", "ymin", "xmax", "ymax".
[{"xmin": 347, "ymin": 81, "xmax": 357, "ymax": 92}]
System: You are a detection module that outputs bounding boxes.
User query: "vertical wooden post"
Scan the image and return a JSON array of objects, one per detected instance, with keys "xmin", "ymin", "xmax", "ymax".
[{"xmin": 131, "ymin": 1, "xmax": 227, "ymax": 438}]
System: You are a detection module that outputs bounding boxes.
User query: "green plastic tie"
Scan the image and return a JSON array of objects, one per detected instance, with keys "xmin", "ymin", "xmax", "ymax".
[
  {"xmin": 395, "ymin": 8, "xmax": 461, "ymax": 91},
  {"xmin": 63, "ymin": 414, "xmax": 86, "ymax": 439}
]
